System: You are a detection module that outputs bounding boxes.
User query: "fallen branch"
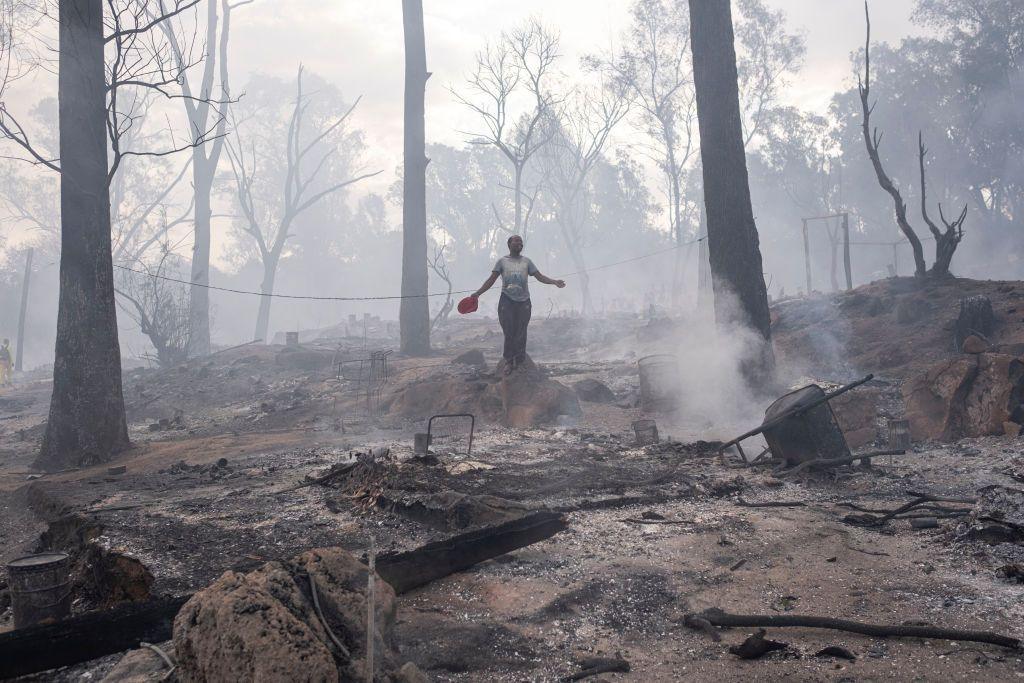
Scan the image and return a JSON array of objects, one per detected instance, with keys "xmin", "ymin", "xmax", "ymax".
[
  {"xmin": 376, "ymin": 511, "xmax": 568, "ymax": 594},
  {"xmin": 736, "ymin": 498, "xmax": 805, "ymax": 508},
  {"xmin": 0, "ymin": 596, "xmax": 190, "ymax": 680},
  {"xmin": 559, "ymin": 656, "xmax": 630, "ymax": 681},
  {"xmin": 778, "ymin": 450, "xmax": 907, "ymax": 477},
  {"xmin": 687, "ymin": 608, "xmax": 1020, "ymax": 650}
]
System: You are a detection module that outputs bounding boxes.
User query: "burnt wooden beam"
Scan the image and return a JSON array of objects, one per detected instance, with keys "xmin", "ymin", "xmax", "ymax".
[
  {"xmin": 376, "ymin": 510, "xmax": 568, "ymax": 594},
  {"xmin": 0, "ymin": 595, "xmax": 189, "ymax": 680}
]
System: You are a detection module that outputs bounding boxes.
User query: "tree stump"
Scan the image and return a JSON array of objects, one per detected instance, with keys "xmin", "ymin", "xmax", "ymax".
[{"xmin": 954, "ymin": 295, "xmax": 995, "ymax": 352}]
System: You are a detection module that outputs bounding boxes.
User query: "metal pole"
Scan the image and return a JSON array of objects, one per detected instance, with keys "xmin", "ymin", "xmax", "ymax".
[
  {"xmin": 842, "ymin": 213, "xmax": 852, "ymax": 290},
  {"xmin": 801, "ymin": 218, "xmax": 812, "ymax": 296},
  {"xmin": 892, "ymin": 242, "xmax": 899, "ymax": 276},
  {"xmin": 15, "ymin": 248, "xmax": 33, "ymax": 372}
]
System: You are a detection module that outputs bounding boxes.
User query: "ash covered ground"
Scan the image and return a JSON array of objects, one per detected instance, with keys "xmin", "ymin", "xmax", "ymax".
[{"xmin": 2, "ymin": 278, "xmax": 1024, "ymax": 682}]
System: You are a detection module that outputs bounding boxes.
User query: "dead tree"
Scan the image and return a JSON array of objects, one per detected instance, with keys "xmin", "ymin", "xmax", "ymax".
[
  {"xmin": 858, "ymin": 3, "xmax": 966, "ymax": 278},
  {"xmin": 0, "ymin": 0, "xmax": 228, "ymax": 470},
  {"xmin": 115, "ymin": 244, "xmax": 191, "ymax": 367},
  {"xmin": 14, "ymin": 246, "xmax": 31, "ymax": 371},
  {"xmin": 857, "ymin": 3, "xmax": 925, "ymax": 277},
  {"xmin": 157, "ymin": 0, "xmax": 250, "ymax": 357},
  {"xmin": 453, "ymin": 18, "xmax": 559, "ymax": 239},
  {"xmin": 688, "ymin": 0, "xmax": 774, "ymax": 383},
  {"xmin": 400, "ymin": 0, "xmax": 430, "ymax": 355},
  {"xmin": 592, "ymin": 0, "xmax": 695, "ymax": 294},
  {"xmin": 919, "ymin": 132, "xmax": 967, "ymax": 277},
  {"xmin": 541, "ymin": 85, "xmax": 629, "ymax": 316},
  {"xmin": 227, "ymin": 67, "xmax": 379, "ymax": 344},
  {"xmin": 427, "ymin": 243, "xmax": 453, "ymax": 331}
]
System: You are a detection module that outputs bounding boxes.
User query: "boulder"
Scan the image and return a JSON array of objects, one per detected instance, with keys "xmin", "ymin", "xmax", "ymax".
[
  {"xmin": 903, "ymin": 353, "xmax": 1024, "ymax": 441},
  {"xmin": 101, "ymin": 645, "xmax": 174, "ymax": 683},
  {"xmin": 173, "ymin": 547, "xmax": 397, "ymax": 683},
  {"xmin": 452, "ymin": 349, "xmax": 486, "ymax": 367},
  {"xmin": 500, "ymin": 355, "xmax": 581, "ymax": 428},
  {"xmin": 903, "ymin": 357, "xmax": 979, "ymax": 441},
  {"xmin": 572, "ymin": 378, "xmax": 616, "ymax": 404},
  {"xmin": 962, "ymin": 334, "xmax": 989, "ymax": 354}
]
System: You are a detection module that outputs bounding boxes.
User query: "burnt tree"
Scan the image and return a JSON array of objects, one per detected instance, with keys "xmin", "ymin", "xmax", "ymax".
[
  {"xmin": 688, "ymin": 0, "xmax": 774, "ymax": 381},
  {"xmin": 919, "ymin": 132, "xmax": 967, "ymax": 278},
  {"xmin": 400, "ymin": 0, "xmax": 430, "ymax": 355},
  {"xmin": 858, "ymin": 3, "xmax": 966, "ymax": 278},
  {"xmin": 159, "ymin": 0, "xmax": 250, "ymax": 357},
  {"xmin": 41, "ymin": 0, "xmax": 129, "ymax": 469}
]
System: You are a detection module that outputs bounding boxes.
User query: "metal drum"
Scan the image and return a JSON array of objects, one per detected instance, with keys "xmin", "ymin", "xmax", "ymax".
[
  {"xmin": 637, "ymin": 354, "xmax": 680, "ymax": 413},
  {"xmin": 7, "ymin": 552, "xmax": 72, "ymax": 628}
]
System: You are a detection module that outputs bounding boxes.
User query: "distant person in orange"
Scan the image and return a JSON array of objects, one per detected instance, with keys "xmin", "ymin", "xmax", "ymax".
[
  {"xmin": 0, "ymin": 339, "xmax": 12, "ymax": 386},
  {"xmin": 470, "ymin": 235, "xmax": 565, "ymax": 374}
]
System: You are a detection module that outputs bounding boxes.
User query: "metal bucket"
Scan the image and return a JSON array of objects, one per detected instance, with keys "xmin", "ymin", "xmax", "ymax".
[
  {"xmin": 632, "ymin": 419, "xmax": 660, "ymax": 445},
  {"xmin": 637, "ymin": 354, "xmax": 680, "ymax": 413},
  {"xmin": 888, "ymin": 418, "xmax": 911, "ymax": 450},
  {"xmin": 7, "ymin": 552, "xmax": 71, "ymax": 629},
  {"xmin": 413, "ymin": 433, "xmax": 432, "ymax": 454}
]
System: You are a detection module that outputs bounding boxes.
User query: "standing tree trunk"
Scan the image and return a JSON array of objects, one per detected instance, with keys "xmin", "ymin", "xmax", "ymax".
[
  {"xmin": 254, "ymin": 252, "xmax": 279, "ymax": 343},
  {"xmin": 38, "ymin": 0, "xmax": 129, "ymax": 470},
  {"xmin": 400, "ymin": 0, "xmax": 430, "ymax": 355},
  {"xmin": 688, "ymin": 0, "xmax": 774, "ymax": 383},
  {"xmin": 15, "ymin": 247, "xmax": 33, "ymax": 372},
  {"xmin": 187, "ymin": 184, "xmax": 212, "ymax": 354}
]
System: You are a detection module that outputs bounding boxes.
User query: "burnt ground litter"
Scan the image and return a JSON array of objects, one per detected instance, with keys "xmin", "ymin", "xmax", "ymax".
[{"xmin": 2, "ymin": 278, "xmax": 1024, "ymax": 681}]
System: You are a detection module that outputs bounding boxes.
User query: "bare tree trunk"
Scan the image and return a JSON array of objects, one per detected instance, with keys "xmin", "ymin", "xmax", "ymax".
[
  {"xmin": 187, "ymin": 183, "xmax": 212, "ymax": 354},
  {"xmin": 39, "ymin": 0, "xmax": 129, "ymax": 470},
  {"xmin": 399, "ymin": 0, "xmax": 430, "ymax": 356},
  {"xmin": 697, "ymin": 201, "xmax": 712, "ymax": 312},
  {"xmin": 559, "ymin": 220, "xmax": 592, "ymax": 315},
  {"xmin": 688, "ymin": 0, "xmax": 774, "ymax": 384},
  {"xmin": 15, "ymin": 247, "xmax": 32, "ymax": 372},
  {"xmin": 254, "ymin": 255, "xmax": 278, "ymax": 344}
]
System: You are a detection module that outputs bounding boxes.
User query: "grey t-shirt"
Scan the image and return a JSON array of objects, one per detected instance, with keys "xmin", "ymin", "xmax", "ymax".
[{"xmin": 493, "ymin": 255, "xmax": 538, "ymax": 302}]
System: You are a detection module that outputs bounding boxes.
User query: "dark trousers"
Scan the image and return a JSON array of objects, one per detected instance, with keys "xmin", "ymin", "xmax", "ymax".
[{"xmin": 498, "ymin": 295, "xmax": 531, "ymax": 362}]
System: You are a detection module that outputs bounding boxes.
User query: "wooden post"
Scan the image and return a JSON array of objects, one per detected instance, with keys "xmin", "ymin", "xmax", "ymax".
[
  {"xmin": 842, "ymin": 213, "xmax": 852, "ymax": 290},
  {"xmin": 15, "ymin": 248, "xmax": 33, "ymax": 372},
  {"xmin": 801, "ymin": 218, "xmax": 812, "ymax": 296}
]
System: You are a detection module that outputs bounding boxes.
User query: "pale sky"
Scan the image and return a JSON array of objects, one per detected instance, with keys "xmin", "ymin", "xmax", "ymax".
[
  {"xmin": 227, "ymin": 0, "xmax": 928, "ymax": 198},
  {"xmin": 1, "ymin": 0, "xmax": 929, "ymax": 259}
]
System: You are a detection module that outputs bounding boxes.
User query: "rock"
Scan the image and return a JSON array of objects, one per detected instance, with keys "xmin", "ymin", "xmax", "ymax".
[
  {"xmin": 1005, "ymin": 421, "xmax": 1023, "ymax": 437},
  {"xmin": 962, "ymin": 334, "xmax": 989, "ymax": 354},
  {"xmin": 903, "ymin": 357, "xmax": 979, "ymax": 441},
  {"xmin": 500, "ymin": 355, "xmax": 581, "ymax": 428},
  {"xmin": 101, "ymin": 645, "xmax": 174, "ymax": 683},
  {"xmin": 452, "ymin": 349, "xmax": 486, "ymax": 367},
  {"xmin": 395, "ymin": 662, "xmax": 431, "ymax": 683},
  {"xmin": 572, "ymin": 378, "xmax": 616, "ymax": 404},
  {"xmin": 174, "ymin": 547, "xmax": 397, "ymax": 683}
]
